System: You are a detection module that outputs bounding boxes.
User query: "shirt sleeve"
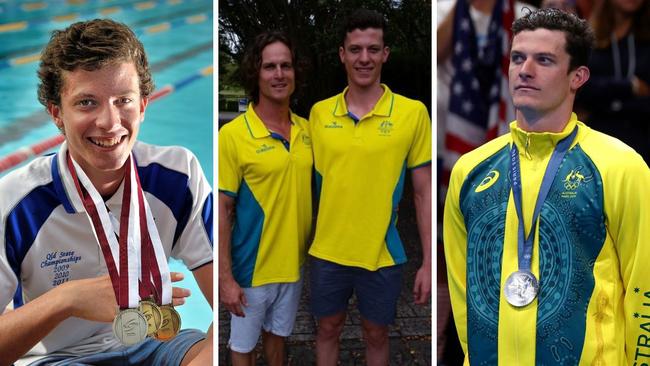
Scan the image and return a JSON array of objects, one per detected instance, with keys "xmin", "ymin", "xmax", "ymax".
[
  {"xmin": 0, "ymin": 214, "xmax": 19, "ymax": 310},
  {"xmin": 606, "ymin": 153, "xmax": 650, "ymax": 361},
  {"xmin": 170, "ymin": 150, "xmax": 213, "ymax": 270},
  {"xmin": 443, "ymin": 160, "xmax": 470, "ymax": 362},
  {"xmin": 218, "ymin": 126, "xmax": 241, "ymax": 197},
  {"xmin": 407, "ymin": 102, "xmax": 432, "ymax": 169}
]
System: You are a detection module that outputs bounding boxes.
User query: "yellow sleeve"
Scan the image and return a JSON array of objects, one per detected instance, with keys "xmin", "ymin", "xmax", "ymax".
[
  {"xmin": 217, "ymin": 125, "xmax": 241, "ymax": 196},
  {"xmin": 443, "ymin": 160, "xmax": 470, "ymax": 361},
  {"xmin": 407, "ymin": 102, "xmax": 432, "ymax": 169},
  {"xmin": 604, "ymin": 153, "xmax": 650, "ymax": 361}
]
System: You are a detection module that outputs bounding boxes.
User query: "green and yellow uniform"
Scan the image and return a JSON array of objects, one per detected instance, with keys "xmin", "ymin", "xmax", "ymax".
[{"xmin": 444, "ymin": 113, "xmax": 650, "ymax": 365}]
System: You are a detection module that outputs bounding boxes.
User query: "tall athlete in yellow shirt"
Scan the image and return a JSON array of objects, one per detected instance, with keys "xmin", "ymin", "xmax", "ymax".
[{"xmin": 309, "ymin": 9, "xmax": 432, "ymax": 366}]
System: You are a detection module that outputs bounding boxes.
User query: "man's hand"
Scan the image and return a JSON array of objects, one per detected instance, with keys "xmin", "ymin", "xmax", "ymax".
[
  {"xmin": 59, "ymin": 275, "xmax": 118, "ymax": 322},
  {"xmin": 60, "ymin": 272, "xmax": 192, "ymax": 323},
  {"xmin": 170, "ymin": 271, "xmax": 192, "ymax": 306},
  {"xmin": 219, "ymin": 277, "xmax": 247, "ymax": 317},
  {"xmin": 413, "ymin": 264, "xmax": 432, "ymax": 305}
]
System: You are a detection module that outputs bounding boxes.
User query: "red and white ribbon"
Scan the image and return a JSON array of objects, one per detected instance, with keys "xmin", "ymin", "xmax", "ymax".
[{"xmin": 66, "ymin": 152, "xmax": 171, "ymax": 309}]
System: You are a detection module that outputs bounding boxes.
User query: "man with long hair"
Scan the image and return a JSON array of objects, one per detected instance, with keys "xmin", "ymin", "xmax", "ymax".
[{"xmin": 219, "ymin": 31, "xmax": 312, "ymax": 366}]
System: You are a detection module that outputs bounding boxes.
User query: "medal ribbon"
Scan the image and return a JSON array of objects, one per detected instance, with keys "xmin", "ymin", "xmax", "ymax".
[
  {"xmin": 134, "ymin": 168, "xmax": 172, "ymax": 305},
  {"xmin": 509, "ymin": 126, "xmax": 577, "ymax": 272},
  {"xmin": 106, "ymin": 196, "xmax": 158, "ymax": 303},
  {"xmin": 67, "ymin": 153, "xmax": 137, "ymax": 309},
  {"xmin": 66, "ymin": 152, "xmax": 172, "ymax": 308}
]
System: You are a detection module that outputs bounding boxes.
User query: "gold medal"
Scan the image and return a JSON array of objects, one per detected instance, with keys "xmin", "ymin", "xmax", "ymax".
[
  {"xmin": 112, "ymin": 308, "xmax": 148, "ymax": 346},
  {"xmin": 139, "ymin": 300, "xmax": 163, "ymax": 336},
  {"xmin": 154, "ymin": 304, "xmax": 181, "ymax": 341}
]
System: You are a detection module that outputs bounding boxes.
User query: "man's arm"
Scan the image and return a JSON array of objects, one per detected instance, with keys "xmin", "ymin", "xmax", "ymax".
[
  {"xmin": 218, "ymin": 192, "xmax": 246, "ymax": 317},
  {"xmin": 442, "ymin": 162, "xmax": 470, "ymax": 358},
  {"xmin": 0, "ymin": 276, "xmax": 118, "ymax": 365},
  {"xmin": 412, "ymin": 165, "xmax": 432, "ymax": 305},
  {"xmin": 603, "ymin": 154, "xmax": 650, "ymax": 361},
  {"xmin": 0, "ymin": 272, "xmax": 192, "ymax": 365}
]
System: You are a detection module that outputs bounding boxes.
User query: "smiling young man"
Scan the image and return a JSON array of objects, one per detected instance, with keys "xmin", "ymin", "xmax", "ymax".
[
  {"xmin": 444, "ymin": 8, "xmax": 650, "ymax": 364},
  {"xmin": 308, "ymin": 9, "xmax": 432, "ymax": 366},
  {"xmin": 0, "ymin": 19, "xmax": 213, "ymax": 365},
  {"xmin": 218, "ymin": 31, "xmax": 312, "ymax": 366}
]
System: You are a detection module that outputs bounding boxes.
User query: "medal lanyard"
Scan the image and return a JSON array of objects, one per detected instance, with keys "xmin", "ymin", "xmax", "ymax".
[
  {"xmin": 106, "ymin": 194, "xmax": 160, "ymax": 304},
  {"xmin": 509, "ymin": 126, "xmax": 577, "ymax": 272},
  {"xmin": 67, "ymin": 153, "xmax": 138, "ymax": 309},
  {"xmin": 67, "ymin": 153, "xmax": 172, "ymax": 308},
  {"xmin": 103, "ymin": 166, "xmax": 171, "ymax": 305},
  {"xmin": 134, "ymin": 170, "xmax": 172, "ymax": 305}
]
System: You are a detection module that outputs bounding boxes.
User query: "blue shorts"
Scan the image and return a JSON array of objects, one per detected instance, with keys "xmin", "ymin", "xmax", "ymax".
[
  {"xmin": 309, "ymin": 256, "xmax": 402, "ymax": 326},
  {"xmin": 27, "ymin": 329, "xmax": 205, "ymax": 366},
  {"xmin": 229, "ymin": 275, "xmax": 303, "ymax": 353}
]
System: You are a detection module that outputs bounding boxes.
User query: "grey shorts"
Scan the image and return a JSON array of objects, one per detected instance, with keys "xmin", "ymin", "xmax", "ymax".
[{"xmin": 229, "ymin": 276, "xmax": 303, "ymax": 353}]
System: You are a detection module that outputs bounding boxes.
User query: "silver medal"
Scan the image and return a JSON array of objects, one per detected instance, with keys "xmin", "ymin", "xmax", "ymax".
[
  {"xmin": 112, "ymin": 308, "xmax": 148, "ymax": 345},
  {"xmin": 504, "ymin": 270, "xmax": 539, "ymax": 307}
]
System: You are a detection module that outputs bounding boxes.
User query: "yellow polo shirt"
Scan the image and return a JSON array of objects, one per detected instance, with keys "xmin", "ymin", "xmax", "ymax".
[
  {"xmin": 219, "ymin": 104, "xmax": 312, "ymax": 287},
  {"xmin": 308, "ymin": 85, "xmax": 431, "ymax": 270}
]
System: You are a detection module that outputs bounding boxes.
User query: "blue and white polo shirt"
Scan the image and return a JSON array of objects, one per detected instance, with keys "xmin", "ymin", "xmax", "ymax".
[{"xmin": 0, "ymin": 141, "xmax": 213, "ymax": 364}]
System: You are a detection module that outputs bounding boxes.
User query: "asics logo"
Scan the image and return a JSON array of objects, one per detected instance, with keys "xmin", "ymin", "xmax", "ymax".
[{"xmin": 475, "ymin": 170, "xmax": 500, "ymax": 193}]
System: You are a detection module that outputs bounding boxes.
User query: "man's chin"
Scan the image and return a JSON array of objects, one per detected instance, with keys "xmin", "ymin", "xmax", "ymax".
[
  {"xmin": 90, "ymin": 155, "xmax": 130, "ymax": 173},
  {"xmin": 350, "ymin": 77, "xmax": 378, "ymax": 88},
  {"xmin": 512, "ymin": 100, "xmax": 537, "ymax": 111}
]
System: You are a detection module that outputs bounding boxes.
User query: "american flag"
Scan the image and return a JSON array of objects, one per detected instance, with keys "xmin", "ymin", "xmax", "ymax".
[{"xmin": 442, "ymin": 0, "xmax": 515, "ymax": 185}]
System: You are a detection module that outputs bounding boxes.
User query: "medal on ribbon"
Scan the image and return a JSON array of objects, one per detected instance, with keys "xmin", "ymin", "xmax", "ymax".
[
  {"xmin": 67, "ymin": 149, "xmax": 177, "ymax": 344},
  {"xmin": 505, "ymin": 127, "xmax": 577, "ymax": 307}
]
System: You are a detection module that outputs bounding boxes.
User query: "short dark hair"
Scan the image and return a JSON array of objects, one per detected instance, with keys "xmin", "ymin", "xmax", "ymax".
[
  {"xmin": 341, "ymin": 9, "xmax": 387, "ymax": 46},
  {"xmin": 38, "ymin": 18, "xmax": 154, "ymax": 107},
  {"xmin": 241, "ymin": 31, "xmax": 301, "ymax": 105},
  {"xmin": 512, "ymin": 8, "xmax": 594, "ymax": 71}
]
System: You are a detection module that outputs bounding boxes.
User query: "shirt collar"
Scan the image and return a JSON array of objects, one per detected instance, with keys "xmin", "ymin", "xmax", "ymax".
[
  {"xmin": 52, "ymin": 141, "xmax": 129, "ymax": 214},
  {"xmin": 333, "ymin": 84, "xmax": 395, "ymax": 118},
  {"xmin": 510, "ymin": 113, "xmax": 579, "ymax": 158},
  {"xmin": 243, "ymin": 102, "xmax": 299, "ymax": 139}
]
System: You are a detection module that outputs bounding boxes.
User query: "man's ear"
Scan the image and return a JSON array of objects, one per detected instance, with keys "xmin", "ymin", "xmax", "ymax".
[
  {"xmin": 382, "ymin": 46, "xmax": 390, "ymax": 63},
  {"xmin": 570, "ymin": 65, "xmax": 590, "ymax": 91},
  {"xmin": 140, "ymin": 96, "xmax": 149, "ymax": 122},
  {"xmin": 48, "ymin": 102, "xmax": 64, "ymax": 132}
]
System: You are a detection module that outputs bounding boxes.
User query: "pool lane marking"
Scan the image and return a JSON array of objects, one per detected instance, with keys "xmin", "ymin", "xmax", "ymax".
[
  {"xmin": 0, "ymin": 22, "xmax": 28, "ymax": 33},
  {"xmin": 0, "ymin": 0, "xmax": 194, "ymax": 33},
  {"xmin": 22, "ymin": 2, "xmax": 48, "ymax": 11},
  {"xmin": 2, "ymin": 12, "xmax": 211, "ymax": 69}
]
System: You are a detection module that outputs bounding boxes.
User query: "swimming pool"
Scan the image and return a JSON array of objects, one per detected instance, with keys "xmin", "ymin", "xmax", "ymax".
[{"xmin": 0, "ymin": 0, "xmax": 213, "ymax": 332}]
